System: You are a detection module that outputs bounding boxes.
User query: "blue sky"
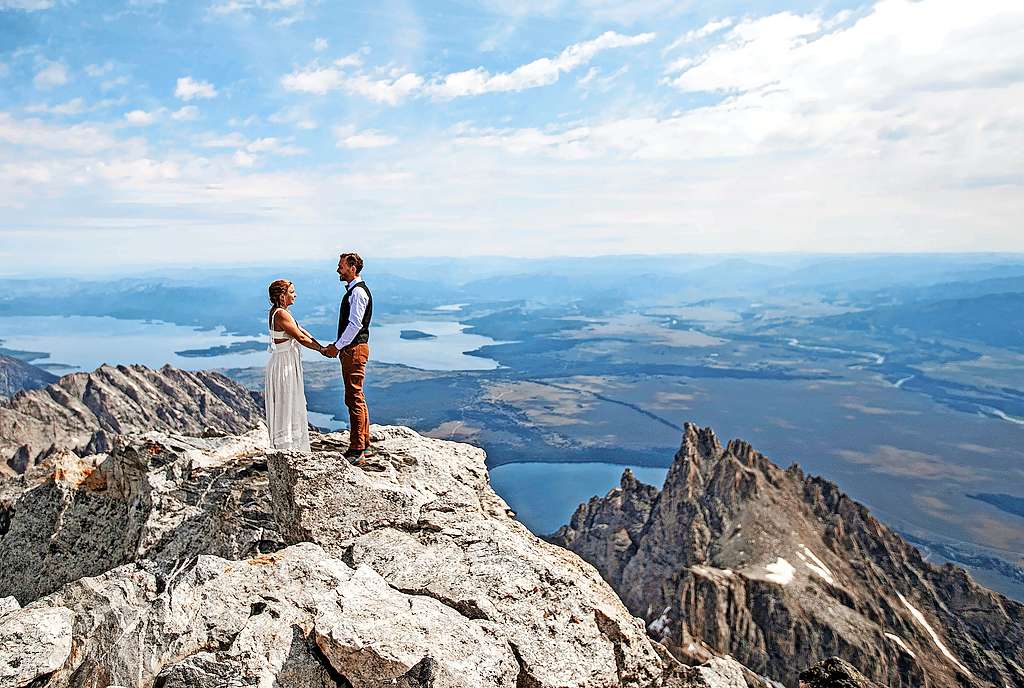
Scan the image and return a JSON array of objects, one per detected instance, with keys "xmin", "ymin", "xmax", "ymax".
[{"xmin": 1, "ymin": 0, "xmax": 1022, "ymax": 272}]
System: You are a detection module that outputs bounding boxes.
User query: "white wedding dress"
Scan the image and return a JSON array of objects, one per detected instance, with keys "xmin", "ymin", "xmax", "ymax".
[{"xmin": 264, "ymin": 308, "xmax": 311, "ymax": 452}]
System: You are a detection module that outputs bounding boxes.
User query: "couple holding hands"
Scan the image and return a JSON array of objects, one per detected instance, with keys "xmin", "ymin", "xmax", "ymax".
[{"xmin": 265, "ymin": 252, "xmax": 372, "ymax": 461}]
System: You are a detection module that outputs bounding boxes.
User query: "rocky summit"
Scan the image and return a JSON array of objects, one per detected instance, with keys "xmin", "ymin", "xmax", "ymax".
[
  {"xmin": 0, "ymin": 422, "xmax": 752, "ymax": 687},
  {"xmin": 0, "ymin": 363, "xmax": 264, "ymax": 476},
  {"xmin": 552, "ymin": 423, "xmax": 1024, "ymax": 688}
]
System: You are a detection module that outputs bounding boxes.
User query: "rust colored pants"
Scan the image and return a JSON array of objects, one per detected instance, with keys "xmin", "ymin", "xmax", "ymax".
[{"xmin": 340, "ymin": 343, "xmax": 370, "ymax": 450}]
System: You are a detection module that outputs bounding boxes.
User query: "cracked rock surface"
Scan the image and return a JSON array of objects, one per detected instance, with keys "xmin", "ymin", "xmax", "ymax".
[
  {"xmin": 270, "ymin": 426, "xmax": 673, "ymax": 688},
  {"xmin": 0, "ymin": 421, "xmax": 754, "ymax": 687},
  {"xmin": 0, "ymin": 428, "xmax": 282, "ymax": 603}
]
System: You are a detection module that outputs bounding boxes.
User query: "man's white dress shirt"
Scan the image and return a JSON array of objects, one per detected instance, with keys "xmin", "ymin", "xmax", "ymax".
[{"xmin": 334, "ymin": 277, "xmax": 369, "ymax": 349}]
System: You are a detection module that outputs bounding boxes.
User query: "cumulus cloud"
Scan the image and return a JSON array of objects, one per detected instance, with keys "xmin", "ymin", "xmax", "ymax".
[
  {"xmin": 124, "ymin": 109, "xmax": 160, "ymax": 126},
  {"xmin": 665, "ymin": 18, "xmax": 733, "ymax": 52},
  {"xmin": 455, "ymin": 1, "xmax": 1024, "ymax": 173},
  {"xmin": 245, "ymin": 136, "xmax": 306, "ymax": 155},
  {"xmin": 233, "ymin": 150, "xmax": 256, "ymax": 167},
  {"xmin": 175, "ymin": 76, "xmax": 218, "ymax": 100},
  {"xmin": 427, "ymin": 31, "xmax": 654, "ymax": 98},
  {"xmin": 282, "ymin": 32, "xmax": 653, "ymax": 104},
  {"xmin": 102, "ymin": 75, "xmax": 130, "ymax": 92},
  {"xmin": 197, "ymin": 132, "xmax": 248, "ymax": 148},
  {"xmin": 0, "ymin": 112, "xmax": 138, "ymax": 155},
  {"xmin": 171, "ymin": 105, "xmax": 199, "ymax": 121},
  {"xmin": 280, "ymin": 64, "xmax": 343, "ymax": 95},
  {"xmin": 33, "ymin": 61, "xmax": 68, "ymax": 89},
  {"xmin": 313, "ymin": 37, "xmax": 328, "ymax": 52},
  {"xmin": 269, "ymin": 105, "xmax": 316, "ymax": 130},
  {"xmin": 281, "ymin": 63, "xmax": 422, "ymax": 104},
  {"xmin": 197, "ymin": 131, "xmax": 306, "ymax": 158},
  {"xmin": 85, "ymin": 62, "xmax": 114, "ymax": 77},
  {"xmin": 210, "ymin": 0, "xmax": 307, "ymax": 25},
  {"xmin": 476, "ymin": 0, "xmax": 682, "ymax": 25},
  {"xmin": 334, "ymin": 126, "xmax": 397, "ymax": 148},
  {"xmin": 0, "ymin": 0, "xmax": 56, "ymax": 10},
  {"xmin": 25, "ymin": 97, "xmax": 87, "ymax": 115}
]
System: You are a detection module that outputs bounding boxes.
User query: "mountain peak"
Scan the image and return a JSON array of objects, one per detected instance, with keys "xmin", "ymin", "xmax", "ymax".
[
  {"xmin": 0, "ymin": 363, "xmax": 263, "ymax": 477},
  {"xmin": 554, "ymin": 424, "xmax": 1024, "ymax": 687}
]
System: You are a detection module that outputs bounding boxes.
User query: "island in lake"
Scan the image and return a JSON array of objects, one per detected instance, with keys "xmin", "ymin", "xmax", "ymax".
[
  {"xmin": 175, "ymin": 341, "xmax": 266, "ymax": 357},
  {"xmin": 400, "ymin": 330, "xmax": 437, "ymax": 340}
]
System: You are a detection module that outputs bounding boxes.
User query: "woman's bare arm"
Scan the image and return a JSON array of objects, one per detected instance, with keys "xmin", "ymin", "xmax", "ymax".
[{"xmin": 273, "ymin": 310, "xmax": 323, "ymax": 352}]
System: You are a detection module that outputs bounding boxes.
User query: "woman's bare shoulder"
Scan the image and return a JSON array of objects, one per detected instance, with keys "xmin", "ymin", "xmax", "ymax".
[{"xmin": 273, "ymin": 308, "xmax": 297, "ymax": 326}]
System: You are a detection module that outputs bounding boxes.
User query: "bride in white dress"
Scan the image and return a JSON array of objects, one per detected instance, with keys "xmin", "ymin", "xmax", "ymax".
[{"xmin": 265, "ymin": 279, "xmax": 324, "ymax": 452}]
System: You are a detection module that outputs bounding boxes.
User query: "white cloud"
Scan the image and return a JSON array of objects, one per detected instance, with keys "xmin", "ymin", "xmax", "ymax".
[
  {"xmin": 665, "ymin": 18, "xmax": 733, "ymax": 52},
  {"xmin": 85, "ymin": 62, "xmax": 114, "ymax": 77},
  {"xmin": 334, "ymin": 51, "xmax": 366, "ymax": 68},
  {"xmin": 198, "ymin": 132, "xmax": 248, "ymax": 148},
  {"xmin": 124, "ymin": 109, "xmax": 160, "ymax": 126},
  {"xmin": 33, "ymin": 61, "xmax": 68, "ymax": 89},
  {"xmin": 175, "ymin": 76, "xmax": 218, "ymax": 100},
  {"xmin": 282, "ymin": 33, "xmax": 652, "ymax": 104},
  {"xmin": 454, "ymin": 0, "xmax": 1024, "ymax": 179},
  {"xmin": 0, "ymin": 0, "xmax": 56, "ymax": 10},
  {"xmin": 102, "ymin": 75, "xmax": 130, "ymax": 92},
  {"xmin": 280, "ymin": 65, "xmax": 343, "ymax": 95},
  {"xmin": 334, "ymin": 126, "xmax": 397, "ymax": 149},
  {"xmin": 476, "ymin": 0, "xmax": 683, "ymax": 25},
  {"xmin": 428, "ymin": 31, "xmax": 654, "ymax": 98},
  {"xmin": 0, "ymin": 112, "xmax": 141, "ymax": 155},
  {"xmin": 171, "ymin": 105, "xmax": 200, "ymax": 121},
  {"xmin": 269, "ymin": 105, "xmax": 315, "ymax": 130},
  {"xmin": 210, "ymin": 0, "xmax": 307, "ymax": 24},
  {"xmin": 341, "ymin": 72, "xmax": 423, "ymax": 105},
  {"xmin": 577, "ymin": 65, "xmax": 629, "ymax": 94},
  {"xmin": 197, "ymin": 131, "xmax": 306, "ymax": 157},
  {"xmin": 245, "ymin": 136, "xmax": 306, "ymax": 155},
  {"xmin": 667, "ymin": 11, "xmax": 824, "ymax": 93},
  {"xmin": 228, "ymin": 114, "xmax": 260, "ymax": 127},
  {"xmin": 313, "ymin": 37, "xmax": 328, "ymax": 52},
  {"xmin": 233, "ymin": 150, "xmax": 255, "ymax": 167},
  {"xmin": 25, "ymin": 97, "xmax": 87, "ymax": 115},
  {"xmin": 281, "ymin": 63, "xmax": 423, "ymax": 104}
]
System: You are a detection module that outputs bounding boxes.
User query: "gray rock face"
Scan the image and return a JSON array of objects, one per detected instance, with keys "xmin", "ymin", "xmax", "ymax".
[
  {"xmin": 798, "ymin": 658, "xmax": 884, "ymax": 688},
  {"xmin": 0, "ymin": 423, "xmax": 754, "ymax": 688},
  {"xmin": 269, "ymin": 426, "xmax": 672, "ymax": 688},
  {"xmin": 6, "ymin": 543, "xmax": 518, "ymax": 687},
  {"xmin": 0, "ymin": 354, "xmax": 57, "ymax": 400},
  {"xmin": 0, "ymin": 363, "xmax": 264, "ymax": 475},
  {"xmin": 0, "ymin": 602, "xmax": 72, "ymax": 688},
  {"xmin": 0, "ymin": 429, "xmax": 282, "ymax": 604},
  {"xmin": 552, "ymin": 423, "xmax": 1024, "ymax": 688}
]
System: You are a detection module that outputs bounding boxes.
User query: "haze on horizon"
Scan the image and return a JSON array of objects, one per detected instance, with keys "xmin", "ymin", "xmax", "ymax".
[{"xmin": 1, "ymin": 0, "xmax": 1022, "ymax": 272}]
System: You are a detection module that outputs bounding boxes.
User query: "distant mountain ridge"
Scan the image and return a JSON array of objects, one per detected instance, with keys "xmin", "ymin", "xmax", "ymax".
[
  {"xmin": 0, "ymin": 363, "xmax": 264, "ymax": 476},
  {"xmin": 0, "ymin": 354, "xmax": 57, "ymax": 399},
  {"xmin": 552, "ymin": 423, "xmax": 1024, "ymax": 688},
  {"xmin": 818, "ymin": 291, "xmax": 1024, "ymax": 351}
]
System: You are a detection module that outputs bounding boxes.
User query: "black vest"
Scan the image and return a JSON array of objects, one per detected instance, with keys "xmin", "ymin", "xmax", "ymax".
[{"xmin": 338, "ymin": 281, "xmax": 372, "ymax": 347}]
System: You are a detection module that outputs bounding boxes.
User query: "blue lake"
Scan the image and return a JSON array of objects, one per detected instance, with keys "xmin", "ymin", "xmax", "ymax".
[
  {"xmin": 0, "ymin": 315, "xmax": 502, "ymax": 373},
  {"xmin": 488, "ymin": 462, "xmax": 668, "ymax": 535}
]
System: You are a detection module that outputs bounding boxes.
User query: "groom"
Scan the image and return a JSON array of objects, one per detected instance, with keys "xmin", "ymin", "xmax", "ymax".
[{"xmin": 321, "ymin": 252, "xmax": 373, "ymax": 460}]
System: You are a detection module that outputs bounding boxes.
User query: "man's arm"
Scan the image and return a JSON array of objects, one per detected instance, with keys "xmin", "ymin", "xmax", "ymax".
[{"xmin": 333, "ymin": 286, "xmax": 368, "ymax": 350}]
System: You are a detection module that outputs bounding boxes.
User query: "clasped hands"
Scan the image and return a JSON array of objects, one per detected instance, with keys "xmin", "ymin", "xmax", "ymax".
[{"xmin": 319, "ymin": 343, "xmax": 338, "ymax": 358}]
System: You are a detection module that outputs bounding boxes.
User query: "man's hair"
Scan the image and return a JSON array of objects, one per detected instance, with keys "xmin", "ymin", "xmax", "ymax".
[{"xmin": 340, "ymin": 252, "xmax": 364, "ymax": 274}]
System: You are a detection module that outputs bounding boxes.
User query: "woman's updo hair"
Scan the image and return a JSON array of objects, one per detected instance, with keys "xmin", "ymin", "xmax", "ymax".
[{"xmin": 268, "ymin": 279, "xmax": 292, "ymax": 326}]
